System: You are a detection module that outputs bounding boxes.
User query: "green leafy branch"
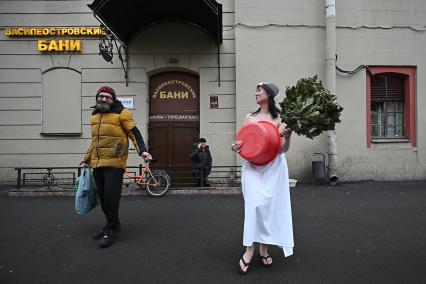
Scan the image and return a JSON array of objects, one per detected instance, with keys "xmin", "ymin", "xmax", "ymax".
[{"xmin": 279, "ymin": 76, "xmax": 344, "ymax": 139}]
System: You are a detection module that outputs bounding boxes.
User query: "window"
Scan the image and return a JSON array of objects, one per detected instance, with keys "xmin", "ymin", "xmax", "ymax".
[
  {"xmin": 366, "ymin": 67, "xmax": 416, "ymax": 147},
  {"xmin": 371, "ymin": 74, "xmax": 405, "ymax": 138},
  {"xmin": 41, "ymin": 67, "xmax": 81, "ymax": 135}
]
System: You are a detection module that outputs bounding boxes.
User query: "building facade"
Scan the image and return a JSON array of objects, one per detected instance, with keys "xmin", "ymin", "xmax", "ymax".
[{"xmin": 1, "ymin": 0, "xmax": 425, "ymax": 185}]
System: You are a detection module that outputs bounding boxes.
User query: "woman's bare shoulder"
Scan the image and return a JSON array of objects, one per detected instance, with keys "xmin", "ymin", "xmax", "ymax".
[{"xmin": 244, "ymin": 113, "xmax": 255, "ymax": 124}]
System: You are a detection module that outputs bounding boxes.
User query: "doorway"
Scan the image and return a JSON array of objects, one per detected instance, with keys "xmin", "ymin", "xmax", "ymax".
[{"xmin": 148, "ymin": 71, "xmax": 200, "ymax": 186}]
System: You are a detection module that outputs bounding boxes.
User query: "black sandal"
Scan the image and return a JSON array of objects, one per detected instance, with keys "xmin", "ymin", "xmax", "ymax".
[
  {"xmin": 259, "ymin": 253, "xmax": 273, "ymax": 267},
  {"xmin": 238, "ymin": 255, "xmax": 251, "ymax": 275}
]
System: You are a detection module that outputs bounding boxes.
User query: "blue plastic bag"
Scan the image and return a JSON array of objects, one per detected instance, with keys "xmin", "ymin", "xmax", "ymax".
[{"xmin": 75, "ymin": 168, "xmax": 99, "ymax": 214}]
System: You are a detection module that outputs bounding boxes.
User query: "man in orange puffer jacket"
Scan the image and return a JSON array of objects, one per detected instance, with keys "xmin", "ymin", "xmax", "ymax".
[{"xmin": 81, "ymin": 86, "xmax": 151, "ymax": 248}]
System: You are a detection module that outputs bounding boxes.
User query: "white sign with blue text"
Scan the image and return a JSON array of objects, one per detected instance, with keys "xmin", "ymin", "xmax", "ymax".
[{"xmin": 117, "ymin": 97, "xmax": 134, "ymax": 109}]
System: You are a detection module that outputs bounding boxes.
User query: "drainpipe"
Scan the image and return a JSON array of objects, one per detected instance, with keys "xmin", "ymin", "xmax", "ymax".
[{"xmin": 325, "ymin": 0, "xmax": 338, "ymax": 185}]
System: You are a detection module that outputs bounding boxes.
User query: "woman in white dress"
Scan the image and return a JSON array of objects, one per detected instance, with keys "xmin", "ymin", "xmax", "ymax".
[{"xmin": 231, "ymin": 82, "xmax": 294, "ymax": 275}]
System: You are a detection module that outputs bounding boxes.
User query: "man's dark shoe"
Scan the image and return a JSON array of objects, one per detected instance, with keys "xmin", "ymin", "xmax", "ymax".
[
  {"xmin": 95, "ymin": 223, "xmax": 120, "ymax": 240},
  {"xmin": 93, "ymin": 228, "xmax": 106, "ymax": 240},
  {"xmin": 99, "ymin": 230, "xmax": 115, "ymax": 248}
]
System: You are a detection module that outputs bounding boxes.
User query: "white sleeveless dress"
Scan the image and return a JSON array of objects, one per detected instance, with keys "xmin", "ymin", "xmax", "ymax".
[{"xmin": 241, "ymin": 153, "xmax": 294, "ymax": 257}]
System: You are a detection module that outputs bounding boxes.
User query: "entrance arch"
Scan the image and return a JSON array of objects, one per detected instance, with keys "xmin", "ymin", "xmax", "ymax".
[{"xmin": 148, "ymin": 71, "xmax": 199, "ymax": 186}]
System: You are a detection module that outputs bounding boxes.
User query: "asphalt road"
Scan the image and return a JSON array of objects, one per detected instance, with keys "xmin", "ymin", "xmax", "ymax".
[{"xmin": 1, "ymin": 181, "xmax": 425, "ymax": 284}]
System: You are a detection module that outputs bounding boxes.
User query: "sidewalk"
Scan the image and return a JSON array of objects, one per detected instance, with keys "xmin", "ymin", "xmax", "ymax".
[
  {"xmin": 5, "ymin": 178, "xmax": 291, "ymax": 197},
  {"xmin": 1, "ymin": 181, "xmax": 425, "ymax": 283}
]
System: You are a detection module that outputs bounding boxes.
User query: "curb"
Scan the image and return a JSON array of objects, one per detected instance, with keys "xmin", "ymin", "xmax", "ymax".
[{"xmin": 7, "ymin": 187, "xmax": 243, "ymax": 197}]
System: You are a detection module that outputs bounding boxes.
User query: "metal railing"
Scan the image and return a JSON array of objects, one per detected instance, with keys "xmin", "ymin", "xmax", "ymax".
[
  {"xmin": 146, "ymin": 165, "xmax": 241, "ymax": 188},
  {"xmin": 14, "ymin": 167, "xmax": 80, "ymax": 189},
  {"xmin": 14, "ymin": 165, "xmax": 241, "ymax": 190}
]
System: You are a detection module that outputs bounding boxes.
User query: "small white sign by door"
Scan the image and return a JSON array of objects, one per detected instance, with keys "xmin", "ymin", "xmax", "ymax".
[{"xmin": 117, "ymin": 97, "xmax": 134, "ymax": 109}]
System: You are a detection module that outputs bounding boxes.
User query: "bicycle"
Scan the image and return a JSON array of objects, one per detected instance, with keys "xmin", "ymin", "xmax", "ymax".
[{"xmin": 124, "ymin": 160, "xmax": 171, "ymax": 197}]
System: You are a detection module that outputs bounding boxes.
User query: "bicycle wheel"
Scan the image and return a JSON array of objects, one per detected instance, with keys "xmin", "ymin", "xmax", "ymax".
[
  {"xmin": 146, "ymin": 173, "xmax": 170, "ymax": 197},
  {"xmin": 153, "ymin": 170, "xmax": 171, "ymax": 182}
]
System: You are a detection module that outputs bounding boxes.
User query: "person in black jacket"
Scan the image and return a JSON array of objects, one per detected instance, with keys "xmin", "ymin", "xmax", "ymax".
[{"xmin": 190, "ymin": 138, "xmax": 212, "ymax": 187}]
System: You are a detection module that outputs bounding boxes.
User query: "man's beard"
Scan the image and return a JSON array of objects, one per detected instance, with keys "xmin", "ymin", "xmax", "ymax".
[{"xmin": 94, "ymin": 102, "xmax": 111, "ymax": 113}]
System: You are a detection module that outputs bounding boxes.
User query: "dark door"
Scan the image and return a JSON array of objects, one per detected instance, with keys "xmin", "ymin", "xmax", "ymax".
[{"xmin": 149, "ymin": 125, "xmax": 198, "ymax": 186}]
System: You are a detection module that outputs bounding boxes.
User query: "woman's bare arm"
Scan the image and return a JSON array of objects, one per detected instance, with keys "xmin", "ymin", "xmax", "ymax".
[{"xmin": 231, "ymin": 114, "xmax": 252, "ymax": 152}]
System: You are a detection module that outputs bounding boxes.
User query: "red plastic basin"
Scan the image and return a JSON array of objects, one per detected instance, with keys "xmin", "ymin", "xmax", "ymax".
[{"xmin": 236, "ymin": 121, "xmax": 281, "ymax": 165}]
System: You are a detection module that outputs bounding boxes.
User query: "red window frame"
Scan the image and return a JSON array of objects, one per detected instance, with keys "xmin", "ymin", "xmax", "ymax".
[{"xmin": 366, "ymin": 66, "xmax": 416, "ymax": 147}]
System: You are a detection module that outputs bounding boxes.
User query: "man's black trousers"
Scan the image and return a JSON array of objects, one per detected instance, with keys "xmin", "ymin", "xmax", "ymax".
[
  {"xmin": 192, "ymin": 167, "xmax": 210, "ymax": 187},
  {"xmin": 93, "ymin": 167, "xmax": 124, "ymax": 230}
]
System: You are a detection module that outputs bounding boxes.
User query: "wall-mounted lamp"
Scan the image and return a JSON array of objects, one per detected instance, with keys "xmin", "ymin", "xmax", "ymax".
[{"xmin": 98, "ymin": 24, "xmax": 128, "ymax": 85}]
